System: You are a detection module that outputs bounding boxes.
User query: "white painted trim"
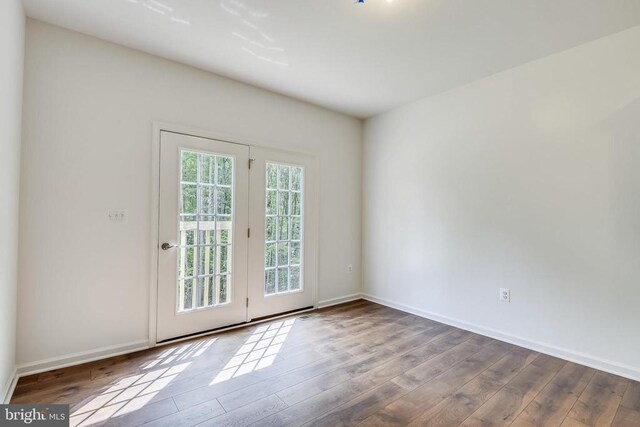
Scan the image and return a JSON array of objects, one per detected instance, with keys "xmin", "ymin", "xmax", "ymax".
[
  {"xmin": 151, "ymin": 122, "xmax": 320, "ymax": 157},
  {"xmin": 311, "ymin": 155, "xmax": 320, "ymax": 310},
  {"xmin": 362, "ymin": 293, "xmax": 640, "ymax": 382},
  {"xmin": 2, "ymin": 367, "xmax": 18, "ymax": 404},
  {"xmin": 317, "ymin": 293, "xmax": 363, "ymax": 308},
  {"xmin": 149, "ymin": 122, "xmax": 161, "ymax": 346},
  {"xmin": 9, "ymin": 289, "xmax": 355, "ymax": 393},
  {"xmin": 15, "ymin": 340, "xmax": 150, "ymax": 378}
]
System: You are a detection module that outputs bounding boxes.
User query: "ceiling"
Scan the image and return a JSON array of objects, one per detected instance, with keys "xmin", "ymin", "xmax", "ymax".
[{"xmin": 22, "ymin": 0, "xmax": 640, "ymax": 118}]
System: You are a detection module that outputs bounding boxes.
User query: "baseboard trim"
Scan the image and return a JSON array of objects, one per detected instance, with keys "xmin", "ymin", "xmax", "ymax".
[
  {"xmin": 16, "ymin": 291, "xmax": 634, "ymax": 401},
  {"xmin": 12, "ymin": 293, "xmax": 365, "ymax": 380},
  {"xmin": 16, "ymin": 340, "xmax": 150, "ymax": 378},
  {"xmin": 362, "ymin": 293, "xmax": 640, "ymax": 382},
  {"xmin": 317, "ymin": 293, "xmax": 363, "ymax": 308},
  {"xmin": 2, "ymin": 367, "xmax": 18, "ymax": 404}
]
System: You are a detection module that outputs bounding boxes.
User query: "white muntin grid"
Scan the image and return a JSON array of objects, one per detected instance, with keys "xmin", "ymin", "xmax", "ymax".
[
  {"xmin": 177, "ymin": 150, "xmax": 234, "ymax": 312},
  {"xmin": 264, "ymin": 163, "xmax": 304, "ymax": 296}
]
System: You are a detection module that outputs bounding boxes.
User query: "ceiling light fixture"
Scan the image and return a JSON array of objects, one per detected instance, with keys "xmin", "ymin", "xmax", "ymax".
[{"xmin": 355, "ymin": 0, "xmax": 394, "ymax": 4}]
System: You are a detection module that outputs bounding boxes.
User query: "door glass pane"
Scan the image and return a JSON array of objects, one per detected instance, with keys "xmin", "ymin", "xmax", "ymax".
[
  {"xmin": 177, "ymin": 150, "xmax": 235, "ymax": 312},
  {"xmin": 264, "ymin": 163, "xmax": 304, "ymax": 296}
]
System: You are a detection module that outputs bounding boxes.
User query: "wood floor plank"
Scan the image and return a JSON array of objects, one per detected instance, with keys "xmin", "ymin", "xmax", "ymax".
[
  {"xmin": 10, "ymin": 300, "xmax": 640, "ymax": 427},
  {"xmin": 621, "ymin": 381, "xmax": 640, "ymax": 412},
  {"xmin": 304, "ymin": 381, "xmax": 407, "ymax": 427},
  {"xmin": 389, "ymin": 334, "xmax": 488, "ymax": 391},
  {"xmin": 560, "ymin": 418, "xmax": 591, "ymax": 427},
  {"xmin": 405, "ymin": 348, "xmax": 539, "ymax": 426},
  {"xmin": 257, "ymin": 332, "xmax": 489, "ymax": 426},
  {"xmin": 136, "ymin": 397, "xmax": 225, "ymax": 427},
  {"xmin": 172, "ymin": 348, "xmax": 327, "ymax": 410},
  {"xmin": 91, "ymin": 396, "xmax": 177, "ymax": 427},
  {"xmin": 70, "ymin": 395, "xmax": 177, "ymax": 427},
  {"xmin": 611, "ymin": 405, "xmax": 640, "ymax": 427},
  {"xmin": 310, "ymin": 313, "xmax": 432, "ymax": 358},
  {"xmin": 274, "ymin": 327, "xmax": 470, "ymax": 408},
  {"xmin": 359, "ymin": 340, "xmax": 513, "ymax": 426},
  {"xmin": 565, "ymin": 371, "xmax": 629, "ymax": 427},
  {"xmin": 317, "ymin": 300, "xmax": 369, "ymax": 314},
  {"xmin": 284, "ymin": 308, "xmax": 416, "ymax": 357},
  {"xmin": 386, "ymin": 324, "xmax": 454, "ymax": 355},
  {"xmin": 253, "ymin": 360, "xmax": 407, "ymax": 426},
  {"xmin": 460, "ymin": 354, "xmax": 567, "ymax": 426},
  {"xmin": 336, "ymin": 320, "xmax": 444, "ymax": 357},
  {"xmin": 197, "ymin": 394, "xmax": 287, "ymax": 427},
  {"xmin": 482, "ymin": 347, "xmax": 540, "ymax": 384},
  {"xmin": 38, "ymin": 365, "xmax": 93, "ymax": 385},
  {"xmin": 410, "ymin": 374, "xmax": 504, "ymax": 427},
  {"xmin": 15, "ymin": 373, "xmax": 39, "ymax": 386},
  {"xmin": 301, "ymin": 335, "xmax": 496, "ymax": 426},
  {"xmin": 513, "ymin": 362, "xmax": 595, "ymax": 427},
  {"xmin": 275, "ymin": 347, "xmax": 399, "ymax": 406},
  {"xmin": 217, "ymin": 352, "xmax": 353, "ymax": 412},
  {"xmin": 12, "ymin": 374, "xmax": 120, "ymax": 405}
]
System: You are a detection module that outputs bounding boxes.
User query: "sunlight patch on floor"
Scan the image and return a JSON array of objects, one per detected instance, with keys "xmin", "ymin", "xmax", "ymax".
[
  {"xmin": 141, "ymin": 338, "xmax": 216, "ymax": 370},
  {"xmin": 70, "ymin": 338, "xmax": 216, "ymax": 426},
  {"xmin": 211, "ymin": 318, "xmax": 295, "ymax": 384}
]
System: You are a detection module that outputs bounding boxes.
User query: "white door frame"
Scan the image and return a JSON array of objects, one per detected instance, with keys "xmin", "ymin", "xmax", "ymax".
[{"xmin": 149, "ymin": 122, "xmax": 319, "ymax": 346}]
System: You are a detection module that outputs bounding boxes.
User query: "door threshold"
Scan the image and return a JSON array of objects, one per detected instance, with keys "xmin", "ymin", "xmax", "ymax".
[
  {"xmin": 156, "ymin": 306, "xmax": 315, "ymax": 346},
  {"xmin": 251, "ymin": 306, "xmax": 315, "ymax": 322}
]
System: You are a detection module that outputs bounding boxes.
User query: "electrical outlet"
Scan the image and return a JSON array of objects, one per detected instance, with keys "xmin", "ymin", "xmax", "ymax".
[
  {"xmin": 499, "ymin": 288, "xmax": 510, "ymax": 302},
  {"xmin": 347, "ymin": 264, "xmax": 353, "ymax": 274}
]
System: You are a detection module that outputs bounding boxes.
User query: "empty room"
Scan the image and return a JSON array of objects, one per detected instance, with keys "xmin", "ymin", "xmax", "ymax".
[{"xmin": 1, "ymin": 0, "xmax": 639, "ymax": 425}]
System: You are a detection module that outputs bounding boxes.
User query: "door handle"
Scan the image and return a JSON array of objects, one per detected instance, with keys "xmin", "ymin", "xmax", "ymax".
[{"xmin": 161, "ymin": 242, "xmax": 176, "ymax": 250}]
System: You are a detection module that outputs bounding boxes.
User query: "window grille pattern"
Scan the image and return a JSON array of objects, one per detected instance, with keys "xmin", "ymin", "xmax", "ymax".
[
  {"xmin": 264, "ymin": 163, "xmax": 304, "ymax": 295},
  {"xmin": 178, "ymin": 151, "xmax": 233, "ymax": 311}
]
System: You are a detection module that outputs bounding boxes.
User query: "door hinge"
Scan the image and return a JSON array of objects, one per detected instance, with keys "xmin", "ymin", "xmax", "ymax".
[
  {"xmin": 249, "ymin": 158, "xmax": 255, "ymax": 169},
  {"xmin": 246, "ymin": 297, "xmax": 249, "ymax": 307},
  {"xmin": 248, "ymin": 228, "xmax": 251, "ymax": 238}
]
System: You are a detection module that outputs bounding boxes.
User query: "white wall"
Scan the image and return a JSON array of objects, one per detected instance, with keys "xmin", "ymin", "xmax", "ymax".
[
  {"xmin": 363, "ymin": 26, "xmax": 640, "ymax": 379},
  {"xmin": 0, "ymin": 0, "xmax": 25, "ymax": 401},
  {"xmin": 18, "ymin": 20, "xmax": 362, "ymax": 368}
]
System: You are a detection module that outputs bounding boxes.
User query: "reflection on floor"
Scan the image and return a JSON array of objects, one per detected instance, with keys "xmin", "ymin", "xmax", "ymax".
[{"xmin": 11, "ymin": 300, "xmax": 640, "ymax": 426}]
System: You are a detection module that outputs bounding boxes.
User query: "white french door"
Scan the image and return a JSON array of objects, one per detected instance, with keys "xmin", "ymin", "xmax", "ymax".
[
  {"xmin": 157, "ymin": 131, "xmax": 250, "ymax": 342},
  {"xmin": 157, "ymin": 131, "xmax": 316, "ymax": 342},
  {"xmin": 247, "ymin": 147, "xmax": 316, "ymax": 319}
]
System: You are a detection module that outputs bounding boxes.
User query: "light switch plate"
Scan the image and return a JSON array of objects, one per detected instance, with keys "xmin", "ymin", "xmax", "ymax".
[{"xmin": 108, "ymin": 209, "xmax": 128, "ymax": 223}]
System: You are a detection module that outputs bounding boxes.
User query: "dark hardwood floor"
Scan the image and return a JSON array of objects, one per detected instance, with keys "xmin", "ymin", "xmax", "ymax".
[{"xmin": 11, "ymin": 300, "xmax": 640, "ymax": 426}]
